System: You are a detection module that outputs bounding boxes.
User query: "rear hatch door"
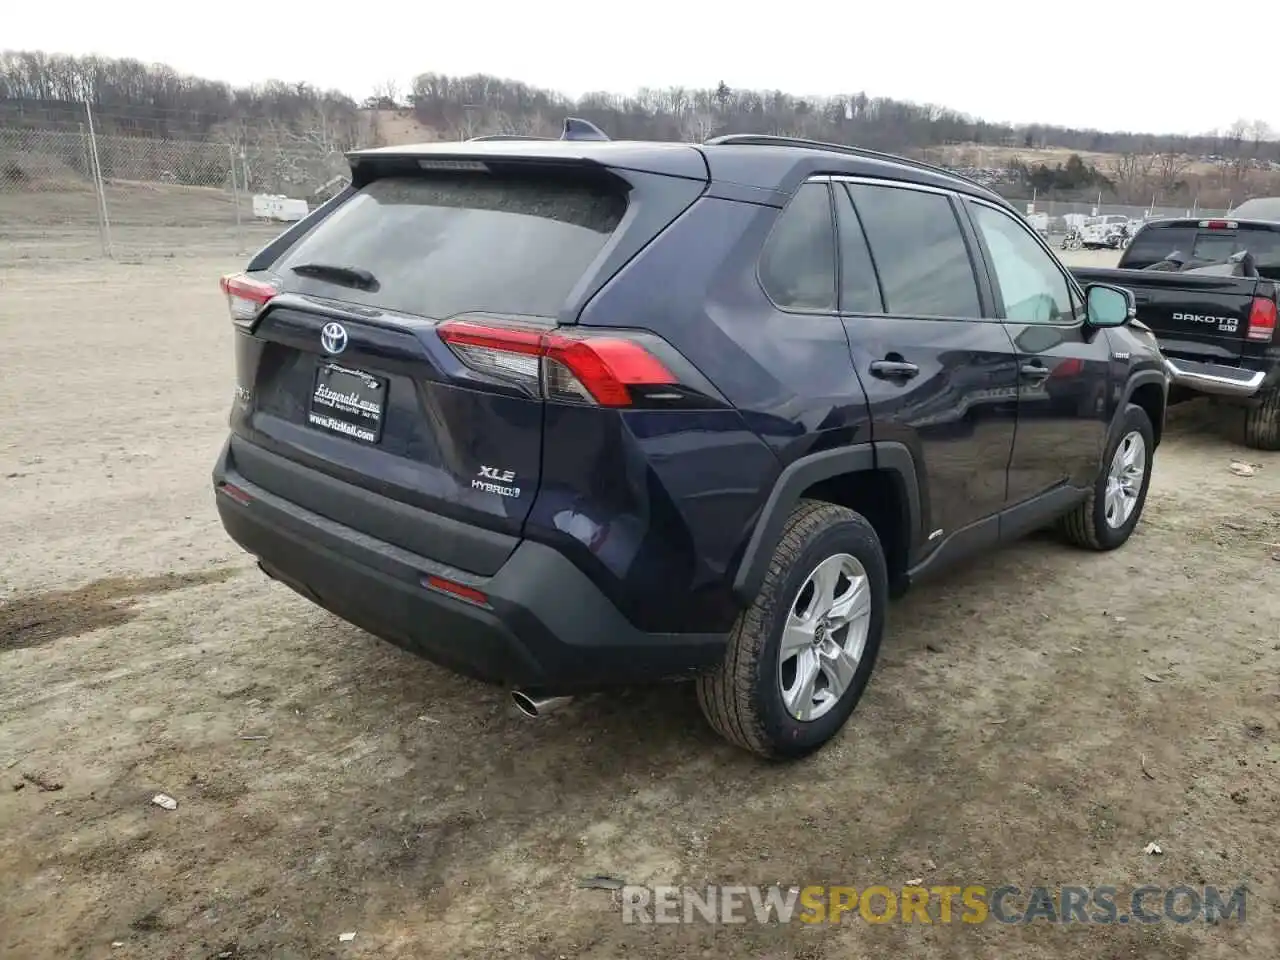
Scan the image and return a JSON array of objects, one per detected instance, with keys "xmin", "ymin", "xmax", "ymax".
[{"xmin": 229, "ymin": 153, "xmax": 705, "ymax": 571}]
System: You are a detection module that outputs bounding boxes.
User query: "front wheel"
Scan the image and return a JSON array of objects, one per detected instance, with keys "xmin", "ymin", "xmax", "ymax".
[
  {"xmin": 697, "ymin": 500, "xmax": 887, "ymax": 759},
  {"xmin": 1060, "ymin": 404, "xmax": 1155, "ymax": 550}
]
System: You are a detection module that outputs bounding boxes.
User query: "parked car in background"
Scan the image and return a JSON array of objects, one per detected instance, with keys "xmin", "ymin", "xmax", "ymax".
[
  {"xmin": 1073, "ymin": 216, "xmax": 1280, "ymax": 449},
  {"xmin": 1082, "ymin": 215, "xmax": 1134, "ymax": 250},
  {"xmin": 213, "ymin": 122, "xmax": 1169, "ymax": 758}
]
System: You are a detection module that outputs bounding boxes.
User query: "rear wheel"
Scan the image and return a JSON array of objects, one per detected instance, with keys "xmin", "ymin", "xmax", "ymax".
[
  {"xmin": 697, "ymin": 500, "xmax": 887, "ymax": 759},
  {"xmin": 1060, "ymin": 404, "xmax": 1155, "ymax": 550},
  {"xmin": 1243, "ymin": 387, "xmax": 1280, "ymax": 451}
]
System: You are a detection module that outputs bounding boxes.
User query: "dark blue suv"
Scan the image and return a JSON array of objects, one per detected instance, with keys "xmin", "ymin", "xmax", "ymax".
[{"xmin": 213, "ymin": 120, "xmax": 1169, "ymax": 758}]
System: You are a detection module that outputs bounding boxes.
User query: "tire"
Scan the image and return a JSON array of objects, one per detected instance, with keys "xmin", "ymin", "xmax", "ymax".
[
  {"xmin": 1060, "ymin": 403, "xmax": 1155, "ymax": 550},
  {"xmin": 697, "ymin": 499, "xmax": 887, "ymax": 759},
  {"xmin": 1243, "ymin": 387, "xmax": 1280, "ymax": 451}
]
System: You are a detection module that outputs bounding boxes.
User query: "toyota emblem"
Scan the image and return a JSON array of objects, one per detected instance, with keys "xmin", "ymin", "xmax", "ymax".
[{"xmin": 320, "ymin": 322, "xmax": 348, "ymax": 355}]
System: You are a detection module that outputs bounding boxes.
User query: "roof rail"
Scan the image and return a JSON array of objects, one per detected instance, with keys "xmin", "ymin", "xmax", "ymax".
[
  {"xmin": 466, "ymin": 134, "xmax": 554, "ymax": 142},
  {"xmin": 703, "ymin": 134, "xmax": 982, "ymax": 188}
]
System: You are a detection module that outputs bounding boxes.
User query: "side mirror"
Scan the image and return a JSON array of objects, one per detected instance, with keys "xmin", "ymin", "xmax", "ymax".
[{"xmin": 1085, "ymin": 283, "xmax": 1135, "ymax": 328}]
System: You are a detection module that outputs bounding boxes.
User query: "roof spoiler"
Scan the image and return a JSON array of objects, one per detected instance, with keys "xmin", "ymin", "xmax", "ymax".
[{"xmin": 466, "ymin": 117, "xmax": 611, "ymax": 144}]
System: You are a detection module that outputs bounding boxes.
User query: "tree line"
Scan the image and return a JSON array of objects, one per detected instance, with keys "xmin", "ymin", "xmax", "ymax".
[
  {"xmin": 5, "ymin": 49, "xmax": 1276, "ymax": 158},
  {"xmin": 2, "ymin": 49, "xmax": 1277, "ymax": 206}
]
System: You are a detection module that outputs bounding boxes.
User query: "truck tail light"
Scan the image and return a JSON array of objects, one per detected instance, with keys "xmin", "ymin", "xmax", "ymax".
[
  {"xmin": 438, "ymin": 319, "xmax": 679, "ymax": 407},
  {"xmin": 220, "ymin": 273, "xmax": 278, "ymax": 327},
  {"xmin": 1246, "ymin": 297, "xmax": 1277, "ymax": 342}
]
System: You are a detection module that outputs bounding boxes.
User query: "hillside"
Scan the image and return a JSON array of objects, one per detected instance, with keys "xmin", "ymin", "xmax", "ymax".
[{"xmin": 5, "ymin": 50, "xmax": 1280, "ymax": 207}]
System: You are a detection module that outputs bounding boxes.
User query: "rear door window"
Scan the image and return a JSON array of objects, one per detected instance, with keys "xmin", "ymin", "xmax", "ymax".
[
  {"xmin": 274, "ymin": 174, "xmax": 627, "ymax": 319},
  {"xmin": 832, "ymin": 185, "xmax": 886, "ymax": 314},
  {"xmin": 844, "ymin": 183, "xmax": 982, "ymax": 318}
]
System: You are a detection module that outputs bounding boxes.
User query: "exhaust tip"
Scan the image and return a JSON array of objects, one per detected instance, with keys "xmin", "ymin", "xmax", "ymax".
[
  {"xmin": 511, "ymin": 690, "xmax": 540, "ymax": 719},
  {"xmin": 510, "ymin": 691, "xmax": 573, "ymax": 719}
]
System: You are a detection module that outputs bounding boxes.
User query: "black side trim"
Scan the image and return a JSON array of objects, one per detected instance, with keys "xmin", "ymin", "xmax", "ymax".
[
  {"xmin": 1119, "ymin": 367, "xmax": 1170, "ymax": 441},
  {"xmin": 731, "ymin": 443, "xmax": 922, "ymax": 603},
  {"xmin": 905, "ymin": 484, "xmax": 1086, "ymax": 586},
  {"xmin": 906, "ymin": 514, "xmax": 1000, "ymax": 585},
  {"xmin": 874, "ymin": 441, "xmax": 925, "ymax": 551},
  {"xmin": 998, "ymin": 484, "xmax": 1087, "ymax": 542},
  {"xmin": 1122, "ymin": 369, "xmax": 1168, "ymax": 407}
]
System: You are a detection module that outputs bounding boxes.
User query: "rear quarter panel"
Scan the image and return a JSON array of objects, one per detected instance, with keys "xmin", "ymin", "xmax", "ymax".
[{"xmin": 544, "ymin": 194, "xmax": 872, "ymax": 632}]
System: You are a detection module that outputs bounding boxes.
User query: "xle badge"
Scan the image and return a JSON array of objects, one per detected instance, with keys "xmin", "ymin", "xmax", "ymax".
[{"xmin": 473, "ymin": 466, "xmax": 521, "ymax": 498}]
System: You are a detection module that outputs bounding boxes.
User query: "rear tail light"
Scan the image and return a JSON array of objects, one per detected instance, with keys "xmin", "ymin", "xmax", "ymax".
[
  {"xmin": 438, "ymin": 319, "xmax": 680, "ymax": 407},
  {"xmin": 220, "ymin": 273, "xmax": 278, "ymax": 327},
  {"xmin": 1246, "ymin": 297, "xmax": 1277, "ymax": 342}
]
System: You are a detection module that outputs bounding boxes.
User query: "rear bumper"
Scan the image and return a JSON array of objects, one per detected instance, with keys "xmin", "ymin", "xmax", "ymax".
[
  {"xmin": 1165, "ymin": 357, "xmax": 1267, "ymax": 399},
  {"xmin": 212, "ymin": 440, "xmax": 726, "ymax": 693}
]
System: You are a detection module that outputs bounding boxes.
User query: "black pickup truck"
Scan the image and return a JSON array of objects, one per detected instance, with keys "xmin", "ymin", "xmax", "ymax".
[{"xmin": 1073, "ymin": 216, "xmax": 1279, "ymax": 449}]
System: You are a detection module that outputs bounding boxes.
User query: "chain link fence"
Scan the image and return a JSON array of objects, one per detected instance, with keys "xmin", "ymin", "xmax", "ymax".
[
  {"xmin": 1, "ymin": 121, "xmax": 345, "ymax": 262},
  {"xmin": 0, "ymin": 117, "xmax": 1267, "ymax": 264},
  {"xmin": 1003, "ymin": 195, "xmax": 1232, "ymax": 242},
  {"xmin": 0, "ymin": 127, "xmax": 107, "ymax": 260}
]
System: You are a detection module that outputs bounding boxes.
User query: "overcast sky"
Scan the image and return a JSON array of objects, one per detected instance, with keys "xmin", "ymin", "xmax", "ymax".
[{"xmin": 8, "ymin": 2, "xmax": 1277, "ymax": 137}]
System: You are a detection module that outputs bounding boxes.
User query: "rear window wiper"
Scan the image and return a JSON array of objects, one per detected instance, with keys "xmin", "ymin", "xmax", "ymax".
[{"xmin": 289, "ymin": 262, "xmax": 379, "ymax": 291}]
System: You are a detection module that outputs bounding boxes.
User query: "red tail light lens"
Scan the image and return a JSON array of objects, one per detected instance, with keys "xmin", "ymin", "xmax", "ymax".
[
  {"xmin": 437, "ymin": 319, "xmax": 678, "ymax": 407},
  {"xmin": 1247, "ymin": 297, "xmax": 1277, "ymax": 342},
  {"xmin": 220, "ymin": 273, "xmax": 278, "ymax": 326},
  {"xmin": 423, "ymin": 574, "xmax": 489, "ymax": 607}
]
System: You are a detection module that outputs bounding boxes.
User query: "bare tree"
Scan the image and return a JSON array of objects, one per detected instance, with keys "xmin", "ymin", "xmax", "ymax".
[
  {"xmin": 1248, "ymin": 120, "xmax": 1271, "ymax": 149},
  {"xmin": 1107, "ymin": 152, "xmax": 1155, "ymax": 202},
  {"xmin": 680, "ymin": 112, "xmax": 717, "ymax": 143},
  {"xmin": 371, "ymin": 78, "xmax": 400, "ymax": 109},
  {"xmin": 1154, "ymin": 151, "xmax": 1192, "ymax": 194}
]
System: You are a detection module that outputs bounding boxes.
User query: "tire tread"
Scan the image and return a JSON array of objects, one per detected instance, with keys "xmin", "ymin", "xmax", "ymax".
[
  {"xmin": 1244, "ymin": 387, "xmax": 1280, "ymax": 451},
  {"xmin": 697, "ymin": 499, "xmax": 859, "ymax": 758},
  {"xmin": 1059, "ymin": 403, "xmax": 1153, "ymax": 551}
]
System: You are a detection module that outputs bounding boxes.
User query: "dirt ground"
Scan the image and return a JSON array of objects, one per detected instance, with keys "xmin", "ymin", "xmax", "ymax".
[{"xmin": 1, "ymin": 220, "xmax": 1278, "ymax": 960}]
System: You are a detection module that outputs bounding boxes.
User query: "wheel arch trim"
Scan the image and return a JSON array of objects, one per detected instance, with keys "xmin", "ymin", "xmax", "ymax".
[{"xmin": 731, "ymin": 442, "xmax": 922, "ymax": 604}]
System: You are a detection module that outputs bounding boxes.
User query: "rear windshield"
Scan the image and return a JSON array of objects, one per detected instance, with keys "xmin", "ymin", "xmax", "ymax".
[
  {"xmin": 1122, "ymin": 226, "xmax": 1196, "ymax": 268},
  {"xmin": 274, "ymin": 174, "xmax": 627, "ymax": 319},
  {"xmin": 1124, "ymin": 223, "xmax": 1280, "ymax": 277}
]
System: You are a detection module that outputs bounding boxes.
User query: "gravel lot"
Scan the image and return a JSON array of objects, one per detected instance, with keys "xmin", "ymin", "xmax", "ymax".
[{"xmin": 1, "ymin": 214, "xmax": 1278, "ymax": 959}]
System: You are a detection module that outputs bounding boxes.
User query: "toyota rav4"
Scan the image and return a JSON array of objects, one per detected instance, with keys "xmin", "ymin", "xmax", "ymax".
[{"xmin": 213, "ymin": 121, "xmax": 1168, "ymax": 758}]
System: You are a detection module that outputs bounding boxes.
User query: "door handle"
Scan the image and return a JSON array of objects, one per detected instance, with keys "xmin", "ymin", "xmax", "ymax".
[
  {"xmin": 869, "ymin": 359, "xmax": 920, "ymax": 380},
  {"xmin": 1019, "ymin": 362, "xmax": 1051, "ymax": 381}
]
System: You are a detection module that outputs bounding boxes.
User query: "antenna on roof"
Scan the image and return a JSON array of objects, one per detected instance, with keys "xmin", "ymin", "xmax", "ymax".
[{"xmin": 561, "ymin": 118, "xmax": 610, "ymax": 142}]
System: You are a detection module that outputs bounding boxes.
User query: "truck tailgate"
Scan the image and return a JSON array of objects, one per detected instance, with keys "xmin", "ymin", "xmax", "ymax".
[{"xmin": 1073, "ymin": 266, "xmax": 1261, "ymax": 362}]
